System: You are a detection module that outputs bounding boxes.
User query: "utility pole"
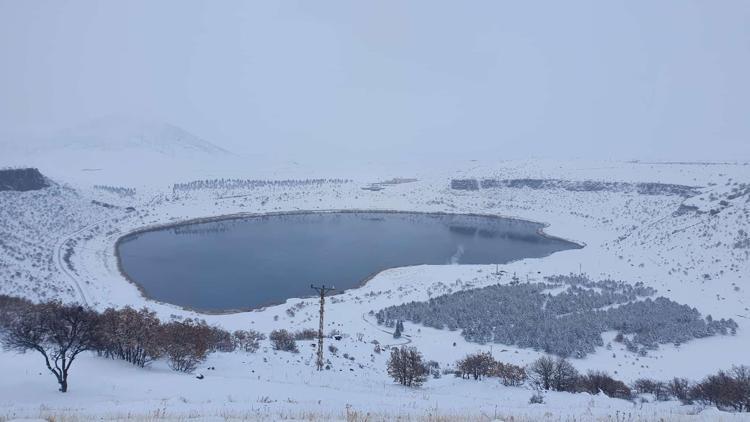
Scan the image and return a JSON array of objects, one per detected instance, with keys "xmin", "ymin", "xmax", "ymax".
[{"xmin": 311, "ymin": 284, "xmax": 335, "ymax": 371}]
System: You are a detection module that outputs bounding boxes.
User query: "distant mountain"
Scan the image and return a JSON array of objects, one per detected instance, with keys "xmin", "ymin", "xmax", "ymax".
[
  {"xmin": 0, "ymin": 117, "xmax": 239, "ymax": 187},
  {"xmin": 41, "ymin": 117, "xmax": 230, "ymax": 157}
]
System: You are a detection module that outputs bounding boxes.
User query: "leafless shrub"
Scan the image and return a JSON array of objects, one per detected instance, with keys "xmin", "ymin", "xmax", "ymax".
[
  {"xmin": 232, "ymin": 329, "xmax": 265, "ymax": 353},
  {"xmin": 95, "ymin": 306, "xmax": 163, "ymax": 367},
  {"xmin": 161, "ymin": 319, "xmax": 211, "ymax": 373},
  {"xmin": 577, "ymin": 371, "xmax": 632, "ymax": 400},
  {"xmin": 294, "ymin": 328, "xmax": 318, "ymax": 341},
  {"xmin": 270, "ymin": 329, "xmax": 298, "ymax": 353},
  {"xmin": 456, "ymin": 352, "xmax": 495, "ymax": 380},
  {"xmin": 495, "ymin": 362, "xmax": 527, "ymax": 386}
]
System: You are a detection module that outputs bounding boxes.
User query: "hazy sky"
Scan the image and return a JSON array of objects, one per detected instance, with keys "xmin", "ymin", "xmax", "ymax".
[{"xmin": 1, "ymin": 0, "xmax": 748, "ymax": 161}]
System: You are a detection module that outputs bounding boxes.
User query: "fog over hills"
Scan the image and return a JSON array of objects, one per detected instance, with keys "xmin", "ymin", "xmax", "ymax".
[
  {"xmin": 58, "ymin": 117, "xmax": 229, "ymax": 156},
  {"xmin": 2, "ymin": 1, "xmax": 748, "ymax": 162},
  {"xmin": 0, "ymin": 117, "xmax": 240, "ymax": 186},
  {"xmin": 15, "ymin": 116, "xmax": 229, "ymax": 157}
]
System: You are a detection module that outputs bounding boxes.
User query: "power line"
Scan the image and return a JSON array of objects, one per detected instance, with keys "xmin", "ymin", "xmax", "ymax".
[{"xmin": 310, "ymin": 283, "xmax": 335, "ymax": 371}]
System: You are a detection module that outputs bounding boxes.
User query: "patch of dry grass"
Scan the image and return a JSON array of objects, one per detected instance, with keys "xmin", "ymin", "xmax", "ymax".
[{"xmin": 1, "ymin": 407, "xmax": 745, "ymax": 422}]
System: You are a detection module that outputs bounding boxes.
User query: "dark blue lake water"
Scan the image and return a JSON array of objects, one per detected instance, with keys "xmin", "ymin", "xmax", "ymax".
[{"xmin": 117, "ymin": 212, "xmax": 579, "ymax": 312}]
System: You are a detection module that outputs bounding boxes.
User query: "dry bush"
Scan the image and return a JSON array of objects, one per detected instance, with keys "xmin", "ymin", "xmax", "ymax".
[
  {"xmin": 294, "ymin": 328, "xmax": 318, "ymax": 340},
  {"xmin": 160, "ymin": 319, "xmax": 211, "ymax": 373},
  {"xmin": 95, "ymin": 306, "xmax": 163, "ymax": 367},
  {"xmin": 456, "ymin": 352, "xmax": 495, "ymax": 380},
  {"xmin": 269, "ymin": 329, "xmax": 298, "ymax": 352},
  {"xmin": 232, "ymin": 329, "xmax": 265, "ymax": 352}
]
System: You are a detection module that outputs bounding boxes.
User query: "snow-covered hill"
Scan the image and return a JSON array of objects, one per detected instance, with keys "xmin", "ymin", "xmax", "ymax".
[
  {"xmin": 1, "ymin": 117, "xmax": 238, "ymax": 187},
  {"xmin": 0, "ymin": 159, "xmax": 748, "ymax": 420},
  {"xmin": 36, "ymin": 116, "xmax": 229, "ymax": 157}
]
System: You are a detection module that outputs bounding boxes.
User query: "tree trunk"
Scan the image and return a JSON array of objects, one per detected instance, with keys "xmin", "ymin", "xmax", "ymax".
[{"xmin": 59, "ymin": 378, "xmax": 68, "ymax": 393}]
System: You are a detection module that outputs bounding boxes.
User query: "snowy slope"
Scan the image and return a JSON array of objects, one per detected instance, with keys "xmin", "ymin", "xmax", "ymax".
[{"xmin": 0, "ymin": 153, "xmax": 749, "ymax": 420}]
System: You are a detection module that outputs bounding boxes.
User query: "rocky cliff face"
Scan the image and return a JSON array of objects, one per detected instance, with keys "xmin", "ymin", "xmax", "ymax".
[{"xmin": 0, "ymin": 168, "xmax": 49, "ymax": 192}]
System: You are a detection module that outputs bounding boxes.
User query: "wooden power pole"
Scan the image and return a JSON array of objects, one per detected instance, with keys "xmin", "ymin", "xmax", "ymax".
[{"xmin": 311, "ymin": 284, "xmax": 335, "ymax": 371}]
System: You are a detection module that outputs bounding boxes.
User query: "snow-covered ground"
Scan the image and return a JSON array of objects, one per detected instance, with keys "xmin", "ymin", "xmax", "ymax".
[{"xmin": 1, "ymin": 128, "xmax": 749, "ymax": 420}]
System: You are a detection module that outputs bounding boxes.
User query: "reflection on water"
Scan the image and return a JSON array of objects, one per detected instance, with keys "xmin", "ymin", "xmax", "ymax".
[
  {"xmin": 448, "ymin": 226, "xmax": 478, "ymax": 236},
  {"xmin": 117, "ymin": 212, "xmax": 579, "ymax": 312}
]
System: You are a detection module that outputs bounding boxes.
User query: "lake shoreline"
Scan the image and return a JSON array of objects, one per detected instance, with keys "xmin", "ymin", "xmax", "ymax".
[{"xmin": 114, "ymin": 209, "xmax": 584, "ymax": 315}]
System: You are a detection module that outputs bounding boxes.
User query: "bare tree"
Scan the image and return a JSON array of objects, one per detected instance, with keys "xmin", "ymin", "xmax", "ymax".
[
  {"xmin": 528, "ymin": 356, "xmax": 556, "ymax": 390},
  {"xmin": 732, "ymin": 366, "xmax": 750, "ymax": 412},
  {"xmin": 387, "ymin": 346, "xmax": 427, "ymax": 387},
  {"xmin": 691, "ymin": 367, "xmax": 750, "ymax": 412},
  {"xmin": 1, "ymin": 302, "xmax": 98, "ymax": 392},
  {"xmin": 633, "ymin": 378, "xmax": 669, "ymax": 401},
  {"xmin": 667, "ymin": 377, "xmax": 692, "ymax": 404},
  {"xmin": 457, "ymin": 352, "xmax": 495, "ymax": 380},
  {"xmin": 0, "ymin": 295, "xmax": 33, "ymax": 331},
  {"xmin": 551, "ymin": 357, "xmax": 579, "ymax": 392}
]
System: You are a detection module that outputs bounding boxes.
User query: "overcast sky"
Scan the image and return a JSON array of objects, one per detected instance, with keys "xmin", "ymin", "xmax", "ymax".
[{"xmin": 1, "ymin": 0, "xmax": 748, "ymax": 161}]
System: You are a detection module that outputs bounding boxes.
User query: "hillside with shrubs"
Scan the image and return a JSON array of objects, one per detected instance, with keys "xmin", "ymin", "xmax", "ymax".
[{"xmin": 377, "ymin": 274, "xmax": 737, "ymax": 357}]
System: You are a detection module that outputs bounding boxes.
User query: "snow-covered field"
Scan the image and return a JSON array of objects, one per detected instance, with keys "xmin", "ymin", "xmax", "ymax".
[{"xmin": 1, "ymin": 129, "xmax": 749, "ymax": 420}]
